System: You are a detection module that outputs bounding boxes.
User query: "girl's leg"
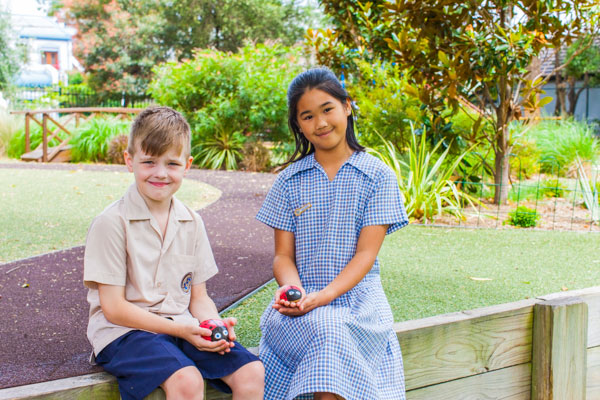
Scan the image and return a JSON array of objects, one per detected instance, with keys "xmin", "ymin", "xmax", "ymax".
[
  {"xmin": 220, "ymin": 360, "xmax": 265, "ymax": 400},
  {"xmin": 314, "ymin": 393, "xmax": 344, "ymax": 400},
  {"xmin": 161, "ymin": 366, "xmax": 204, "ymax": 400}
]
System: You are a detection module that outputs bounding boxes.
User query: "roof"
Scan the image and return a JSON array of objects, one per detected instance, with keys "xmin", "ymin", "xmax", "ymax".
[
  {"xmin": 539, "ymin": 36, "xmax": 600, "ymax": 76},
  {"xmin": 11, "ymin": 14, "xmax": 74, "ymax": 41}
]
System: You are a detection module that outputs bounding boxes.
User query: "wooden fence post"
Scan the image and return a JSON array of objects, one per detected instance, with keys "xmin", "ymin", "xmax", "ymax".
[
  {"xmin": 532, "ymin": 297, "xmax": 588, "ymax": 399},
  {"xmin": 25, "ymin": 113, "xmax": 30, "ymax": 153},
  {"xmin": 42, "ymin": 113, "xmax": 48, "ymax": 163}
]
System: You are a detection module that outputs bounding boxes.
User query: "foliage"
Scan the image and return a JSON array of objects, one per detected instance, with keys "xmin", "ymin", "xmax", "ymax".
[
  {"xmin": 0, "ymin": 10, "xmax": 27, "ymax": 92},
  {"xmin": 576, "ymin": 156, "xmax": 600, "ymax": 221},
  {"xmin": 540, "ymin": 179, "xmax": 566, "ymax": 198},
  {"xmin": 150, "ymin": 43, "xmax": 305, "ymax": 146},
  {"xmin": 56, "ymin": 0, "xmax": 314, "ymax": 96},
  {"xmin": 509, "ymin": 137, "xmax": 541, "ymax": 179},
  {"xmin": 69, "ymin": 117, "xmax": 131, "ymax": 162},
  {"xmin": 193, "ymin": 125, "xmax": 245, "ymax": 170},
  {"xmin": 269, "ymin": 141, "xmax": 296, "ymax": 166},
  {"xmin": 314, "ymin": 0, "xmax": 600, "ymax": 204},
  {"xmin": 348, "ymin": 60, "xmax": 424, "ymax": 150},
  {"xmin": 0, "ymin": 108, "xmax": 22, "ymax": 157},
  {"xmin": 369, "ymin": 127, "xmax": 479, "ymax": 222},
  {"xmin": 506, "ymin": 205, "xmax": 541, "ymax": 228},
  {"xmin": 527, "ymin": 119, "xmax": 599, "ymax": 173},
  {"xmin": 240, "ymin": 141, "xmax": 271, "ymax": 172},
  {"xmin": 106, "ymin": 134, "xmax": 128, "ymax": 164}
]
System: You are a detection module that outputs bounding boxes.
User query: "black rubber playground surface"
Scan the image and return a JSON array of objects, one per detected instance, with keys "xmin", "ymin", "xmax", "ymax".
[{"xmin": 0, "ymin": 163, "xmax": 277, "ymax": 389}]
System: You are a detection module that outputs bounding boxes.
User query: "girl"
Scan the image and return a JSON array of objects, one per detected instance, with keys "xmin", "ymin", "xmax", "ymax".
[{"xmin": 256, "ymin": 68, "xmax": 408, "ymax": 400}]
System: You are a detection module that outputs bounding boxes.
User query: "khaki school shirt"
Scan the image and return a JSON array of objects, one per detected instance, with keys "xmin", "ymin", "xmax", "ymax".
[{"xmin": 83, "ymin": 184, "xmax": 218, "ymax": 356}]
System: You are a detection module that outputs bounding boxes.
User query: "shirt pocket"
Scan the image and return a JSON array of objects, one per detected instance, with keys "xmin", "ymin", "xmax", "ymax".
[{"xmin": 160, "ymin": 254, "xmax": 198, "ymax": 313}]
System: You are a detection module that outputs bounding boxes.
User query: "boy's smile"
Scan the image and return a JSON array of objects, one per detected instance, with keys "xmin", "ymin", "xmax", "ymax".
[{"xmin": 124, "ymin": 143, "xmax": 193, "ymax": 211}]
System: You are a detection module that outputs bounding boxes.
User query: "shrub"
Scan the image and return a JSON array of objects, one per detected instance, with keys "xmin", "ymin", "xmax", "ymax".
[
  {"xmin": 506, "ymin": 206, "xmax": 540, "ymax": 228},
  {"xmin": 106, "ymin": 134, "xmax": 128, "ymax": 164},
  {"xmin": 540, "ymin": 179, "xmax": 566, "ymax": 198},
  {"xmin": 149, "ymin": 43, "xmax": 305, "ymax": 149},
  {"xmin": 240, "ymin": 141, "xmax": 271, "ymax": 172},
  {"xmin": 526, "ymin": 119, "xmax": 599, "ymax": 174},
  {"xmin": 193, "ymin": 125, "xmax": 245, "ymax": 170},
  {"xmin": 70, "ymin": 117, "xmax": 131, "ymax": 162}
]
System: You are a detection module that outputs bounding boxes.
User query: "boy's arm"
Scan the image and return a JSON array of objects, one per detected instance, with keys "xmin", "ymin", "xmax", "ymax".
[{"xmin": 98, "ymin": 283, "xmax": 230, "ymax": 353}]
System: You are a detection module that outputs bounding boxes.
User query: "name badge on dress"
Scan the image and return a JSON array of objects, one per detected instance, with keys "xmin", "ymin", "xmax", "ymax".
[{"xmin": 294, "ymin": 203, "xmax": 312, "ymax": 216}]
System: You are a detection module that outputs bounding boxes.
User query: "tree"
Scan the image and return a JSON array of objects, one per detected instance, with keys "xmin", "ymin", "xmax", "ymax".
[
  {"xmin": 57, "ymin": 0, "xmax": 314, "ymax": 95},
  {"xmin": 311, "ymin": 0, "xmax": 599, "ymax": 203},
  {"xmin": 554, "ymin": 37, "xmax": 600, "ymax": 116},
  {"xmin": 0, "ymin": 10, "xmax": 26, "ymax": 92}
]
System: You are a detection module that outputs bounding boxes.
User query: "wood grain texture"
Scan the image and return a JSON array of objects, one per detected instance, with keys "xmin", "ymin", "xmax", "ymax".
[
  {"xmin": 531, "ymin": 298, "xmax": 588, "ymax": 400},
  {"xmin": 406, "ymin": 363, "xmax": 531, "ymax": 400},
  {"xmin": 587, "ymin": 346, "xmax": 600, "ymax": 399},
  {"xmin": 396, "ymin": 303, "xmax": 535, "ymax": 391}
]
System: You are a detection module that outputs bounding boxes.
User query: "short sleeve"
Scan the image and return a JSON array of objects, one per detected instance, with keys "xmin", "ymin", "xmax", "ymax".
[
  {"xmin": 256, "ymin": 174, "xmax": 295, "ymax": 232},
  {"xmin": 83, "ymin": 213, "xmax": 127, "ymax": 289},
  {"xmin": 191, "ymin": 215, "xmax": 218, "ymax": 285},
  {"xmin": 362, "ymin": 167, "xmax": 409, "ymax": 234}
]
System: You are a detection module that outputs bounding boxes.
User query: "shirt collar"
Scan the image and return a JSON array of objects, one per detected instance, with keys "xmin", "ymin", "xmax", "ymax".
[
  {"xmin": 124, "ymin": 184, "xmax": 193, "ymax": 222},
  {"xmin": 283, "ymin": 151, "xmax": 373, "ymax": 179}
]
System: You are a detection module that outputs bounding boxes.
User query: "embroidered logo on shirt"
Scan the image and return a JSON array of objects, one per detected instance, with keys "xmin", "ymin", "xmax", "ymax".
[
  {"xmin": 294, "ymin": 203, "xmax": 312, "ymax": 216},
  {"xmin": 181, "ymin": 272, "xmax": 193, "ymax": 293}
]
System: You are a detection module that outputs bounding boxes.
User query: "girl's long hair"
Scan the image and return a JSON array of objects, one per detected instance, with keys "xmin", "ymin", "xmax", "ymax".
[{"xmin": 285, "ymin": 67, "xmax": 364, "ymax": 165}]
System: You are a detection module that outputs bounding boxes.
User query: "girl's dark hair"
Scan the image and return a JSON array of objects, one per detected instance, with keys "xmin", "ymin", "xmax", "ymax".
[{"xmin": 285, "ymin": 67, "xmax": 364, "ymax": 164}]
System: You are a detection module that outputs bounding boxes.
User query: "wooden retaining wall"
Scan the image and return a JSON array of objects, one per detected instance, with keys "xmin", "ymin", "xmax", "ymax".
[{"xmin": 1, "ymin": 286, "xmax": 599, "ymax": 399}]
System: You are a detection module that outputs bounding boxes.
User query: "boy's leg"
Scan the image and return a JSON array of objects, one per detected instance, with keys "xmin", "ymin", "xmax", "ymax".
[
  {"xmin": 161, "ymin": 365, "xmax": 204, "ymax": 400},
  {"xmin": 220, "ymin": 360, "xmax": 264, "ymax": 400},
  {"xmin": 96, "ymin": 331, "xmax": 202, "ymax": 400}
]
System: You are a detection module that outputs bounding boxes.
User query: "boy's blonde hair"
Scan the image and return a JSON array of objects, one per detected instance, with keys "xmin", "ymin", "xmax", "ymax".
[{"xmin": 128, "ymin": 106, "xmax": 191, "ymax": 157}]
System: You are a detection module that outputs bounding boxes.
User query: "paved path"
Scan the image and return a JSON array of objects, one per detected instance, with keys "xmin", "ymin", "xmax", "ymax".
[{"xmin": 0, "ymin": 163, "xmax": 277, "ymax": 389}]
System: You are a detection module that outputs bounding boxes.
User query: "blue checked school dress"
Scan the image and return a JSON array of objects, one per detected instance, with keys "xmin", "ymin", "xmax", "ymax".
[{"xmin": 256, "ymin": 151, "xmax": 409, "ymax": 400}]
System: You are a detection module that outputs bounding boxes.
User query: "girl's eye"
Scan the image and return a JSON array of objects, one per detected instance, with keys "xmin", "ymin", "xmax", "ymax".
[
  {"xmin": 302, "ymin": 115, "xmax": 313, "ymax": 121},
  {"xmin": 324, "ymin": 107, "xmax": 334, "ymax": 113}
]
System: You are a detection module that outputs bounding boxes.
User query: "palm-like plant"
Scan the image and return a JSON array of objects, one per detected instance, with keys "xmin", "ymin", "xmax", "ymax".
[
  {"xmin": 194, "ymin": 126, "xmax": 245, "ymax": 170},
  {"xmin": 369, "ymin": 127, "xmax": 480, "ymax": 222}
]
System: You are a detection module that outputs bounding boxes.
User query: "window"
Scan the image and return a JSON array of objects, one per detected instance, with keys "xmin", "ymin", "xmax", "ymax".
[{"xmin": 42, "ymin": 51, "xmax": 59, "ymax": 70}]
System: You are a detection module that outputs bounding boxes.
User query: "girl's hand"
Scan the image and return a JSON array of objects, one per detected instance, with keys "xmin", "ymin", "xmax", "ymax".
[
  {"xmin": 181, "ymin": 324, "xmax": 232, "ymax": 354},
  {"xmin": 273, "ymin": 285, "xmax": 305, "ymax": 309},
  {"xmin": 274, "ymin": 291, "xmax": 324, "ymax": 316}
]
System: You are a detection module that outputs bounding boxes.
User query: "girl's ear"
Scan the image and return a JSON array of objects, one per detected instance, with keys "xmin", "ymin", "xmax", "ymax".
[{"xmin": 344, "ymin": 99, "xmax": 352, "ymax": 116}]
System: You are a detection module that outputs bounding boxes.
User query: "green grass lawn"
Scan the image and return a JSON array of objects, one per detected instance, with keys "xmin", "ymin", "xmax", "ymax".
[
  {"xmin": 0, "ymin": 168, "xmax": 221, "ymax": 263},
  {"xmin": 224, "ymin": 226, "xmax": 600, "ymax": 347}
]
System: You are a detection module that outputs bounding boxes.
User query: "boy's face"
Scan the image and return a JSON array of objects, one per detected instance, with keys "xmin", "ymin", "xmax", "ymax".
[{"xmin": 124, "ymin": 142, "xmax": 193, "ymax": 210}]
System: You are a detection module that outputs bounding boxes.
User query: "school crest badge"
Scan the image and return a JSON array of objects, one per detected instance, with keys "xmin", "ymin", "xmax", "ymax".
[{"xmin": 181, "ymin": 272, "xmax": 193, "ymax": 293}]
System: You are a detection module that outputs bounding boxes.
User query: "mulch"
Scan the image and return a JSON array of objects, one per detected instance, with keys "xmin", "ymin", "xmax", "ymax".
[{"xmin": 0, "ymin": 162, "xmax": 277, "ymax": 389}]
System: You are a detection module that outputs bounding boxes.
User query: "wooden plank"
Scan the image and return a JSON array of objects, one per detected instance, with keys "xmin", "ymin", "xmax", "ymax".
[
  {"xmin": 531, "ymin": 297, "xmax": 588, "ymax": 400},
  {"xmin": 588, "ymin": 346, "xmax": 600, "ymax": 399},
  {"xmin": 25, "ymin": 114, "xmax": 30, "ymax": 153},
  {"xmin": 42, "ymin": 114, "xmax": 48, "ymax": 163},
  {"xmin": 406, "ymin": 363, "xmax": 531, "ymax": 400},
  {"xmin": 538, "ymin": 287, "xmax": 600, "ymax": 347},
  {"xmin": 395, "ymin": 300, "xmax": 535, "ymax": 391}
]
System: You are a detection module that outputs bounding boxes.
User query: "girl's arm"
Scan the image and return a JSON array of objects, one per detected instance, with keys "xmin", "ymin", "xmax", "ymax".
[
  {"xmin": 270, "ymin": 229, "xmax": 307, "ymax": 313},
  {"xmin": 98, "ymin": 283, "xmax": 230, "ymax": 353},
  {"xmin": 276, "ymin": 224, "xmax": 388, "ymax": 316}
]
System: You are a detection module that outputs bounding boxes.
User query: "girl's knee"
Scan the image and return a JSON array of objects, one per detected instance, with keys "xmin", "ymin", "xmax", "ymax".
[
  {"xmin": 162, "ymin": 366, "xmax": 204, "ymax": 400},
  {"xmin": 228, "ymin": 361, "xmax": 265, "ymax": 395}
]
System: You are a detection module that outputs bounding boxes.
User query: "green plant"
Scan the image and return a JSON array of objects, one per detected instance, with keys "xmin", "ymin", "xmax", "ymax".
[
  {"xmin": 70, "ymin": 117, "xmax": 131, "ymax": 162},
  {"xmin": 540, "ymin": 179, "xmax": 566, "ymax": 198},
  {"xmin": 506, "ymin": 206, "xmax": 540, "ymax": 228},
  {"xmin": 0, "ymin": 108, "xmax": 21, "ymax": 156},
  {"xmin": 527, "ymin": 119, "xmax": 599, "ymax": 174},
  {"xmin": 576, "ymin": 156, "xmax": 599, "ymax": 221},
  {"xmin": 193, "ymin": 125, "xmax": 245, "ymax": 170},
  {"xmin": 269, "ymin": 141, "xmax": 295, "ymax": 166},
  {"xmin": 106, "ymin": 134, "xmax": 129, "ymax": 164},
  {"xmin": 240, "ymin": 141, "xmax": 271, "ymax": 172},
  {"xmin": 369, "ymin": 127, "xmax": 480, "ymax": 222}
]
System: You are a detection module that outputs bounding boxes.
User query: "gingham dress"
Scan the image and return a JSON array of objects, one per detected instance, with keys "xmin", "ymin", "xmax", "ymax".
[{"xmin": 256, "ymin": 151, "xmax": 408, "ymax": 400}]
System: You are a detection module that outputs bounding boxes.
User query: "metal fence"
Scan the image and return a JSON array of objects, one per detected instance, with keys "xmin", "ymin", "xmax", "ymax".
[
  {"xmin": 10, "ymin": 86, "xmax": 154, "ymax": 110},
  {"xmin": 424, "ymin": 156, "xmax": 600, "ymax": 232}
]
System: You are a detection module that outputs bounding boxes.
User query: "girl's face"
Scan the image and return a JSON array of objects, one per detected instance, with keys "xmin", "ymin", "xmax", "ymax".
[{"xmin": 296, "ymin": 88, "xmax": 352, "ymax": 154}]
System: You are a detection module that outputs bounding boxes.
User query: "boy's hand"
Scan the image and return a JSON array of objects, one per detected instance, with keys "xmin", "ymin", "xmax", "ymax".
[
  {"xmin": 222, "ymin": 317, "xmax": 238, "ymax": 342},
  {"xmin": 182, "ymin": 324, "xmax": 232, "ymax": 355}
]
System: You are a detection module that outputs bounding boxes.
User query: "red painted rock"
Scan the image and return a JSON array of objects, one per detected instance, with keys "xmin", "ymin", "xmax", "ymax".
[
  {"xmin": 199, "ymin": 319, "xmax": 230, "ymax": 342},
  {"xmin": 280, "ymin": 285, "xmax": 302, "ymax": 302}
]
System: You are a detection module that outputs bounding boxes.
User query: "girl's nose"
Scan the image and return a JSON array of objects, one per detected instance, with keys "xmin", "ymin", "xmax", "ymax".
[{"xmin": 316, "ymin": 115, "xmax": 328, "ymax": 129}]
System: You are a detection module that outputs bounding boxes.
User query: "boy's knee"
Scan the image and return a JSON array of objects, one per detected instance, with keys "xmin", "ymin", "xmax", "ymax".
[
  {"xmin": 163, "ymin": 366, "xmax": 204, "ymax": 400},
  {"xmin": 229, "ymin": 361, "xmax": 265, "ymax": 395}
]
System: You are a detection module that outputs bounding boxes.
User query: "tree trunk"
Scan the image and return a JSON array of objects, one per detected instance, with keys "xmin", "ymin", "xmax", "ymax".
[{"xmin": 493, "ymin": 143, "xmax": 510, "ymax": 205}]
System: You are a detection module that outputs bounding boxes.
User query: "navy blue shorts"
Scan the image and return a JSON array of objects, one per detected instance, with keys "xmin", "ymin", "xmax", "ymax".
[{"xmin": 96, "ymin": 330, "xmax": 260, "ymax": 400}]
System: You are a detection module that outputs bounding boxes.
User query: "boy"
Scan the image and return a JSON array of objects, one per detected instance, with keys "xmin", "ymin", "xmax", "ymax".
[{"xmin": 83, "ymin": 106, "xmax": 264, "ymax": 400}]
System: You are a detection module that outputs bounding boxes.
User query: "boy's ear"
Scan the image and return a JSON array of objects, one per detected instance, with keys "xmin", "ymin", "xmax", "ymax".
[
  {"xmin": 124, "ymin": 151, "xmax": 134, "ymax": 172},
  {"xmin": 185, "ymin": 156, "xmax": 193, "ymax": 173}
]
